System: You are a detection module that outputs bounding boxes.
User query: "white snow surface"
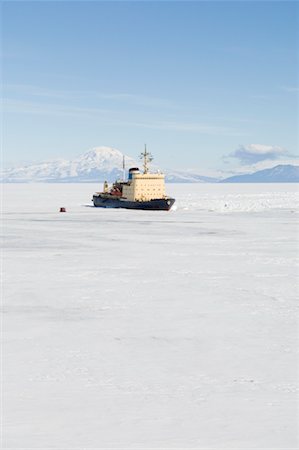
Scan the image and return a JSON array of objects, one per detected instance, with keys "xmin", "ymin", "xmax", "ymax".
[{"xmin": 3, "ymin": 183, "xmax": 299, "ymax": 448}]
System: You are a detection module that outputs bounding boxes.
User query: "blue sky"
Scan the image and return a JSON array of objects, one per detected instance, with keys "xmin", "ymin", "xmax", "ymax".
[{"xmin": 2, "ymin": 1, "xmax": 298, "ymax": 173}]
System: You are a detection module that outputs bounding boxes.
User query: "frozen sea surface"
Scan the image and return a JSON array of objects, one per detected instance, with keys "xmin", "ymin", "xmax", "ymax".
[{"xmin": 2, "ymin": 183, "xmax": 299, "ymax": 449}]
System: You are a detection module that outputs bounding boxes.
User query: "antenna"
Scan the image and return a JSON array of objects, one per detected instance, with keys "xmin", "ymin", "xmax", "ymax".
[
  {"xmin": 122, "ymin": 154, "xmax": 125, "ymax": 180},
  {"xmin": 140, "ymin": 144, "xmax": 153, "ymax": 174}
]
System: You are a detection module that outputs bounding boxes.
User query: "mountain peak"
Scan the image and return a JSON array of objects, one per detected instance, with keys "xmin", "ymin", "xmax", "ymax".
[
  {"xmin": 1, "ymin": 146, "xmax": 139, "ymax": 183},
  {"xmin": 75, "ymin": 146, "xmax": 136, "ymax": 173},
  {"xmin": 82, "ymin": 146, "xmax": 122, "ymax": 158}
]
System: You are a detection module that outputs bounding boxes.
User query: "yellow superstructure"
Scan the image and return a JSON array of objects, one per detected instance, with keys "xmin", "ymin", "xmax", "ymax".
[{"xmin": 122, "ymin": 172, "xmax": 166, "ymax": 201}]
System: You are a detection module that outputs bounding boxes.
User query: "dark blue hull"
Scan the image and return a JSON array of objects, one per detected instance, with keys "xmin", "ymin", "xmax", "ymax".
[{"xmin": 93, "ymin": 195, "xmax": 175, "ymax": 210}]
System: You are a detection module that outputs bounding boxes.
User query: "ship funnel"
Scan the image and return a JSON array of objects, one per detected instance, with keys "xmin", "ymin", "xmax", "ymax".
[{"xmin": 128, "ymin": 167, "xmax": 140, "ymax": 180}]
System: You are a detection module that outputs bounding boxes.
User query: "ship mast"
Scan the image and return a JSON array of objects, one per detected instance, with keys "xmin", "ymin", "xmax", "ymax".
[
  {"xmin": 122, "ymin": 154, "xmax": 126, "ymax": 180},
  {"xmin": 140, "ymin": 144, "xmax": 153, "ymax": 174}
]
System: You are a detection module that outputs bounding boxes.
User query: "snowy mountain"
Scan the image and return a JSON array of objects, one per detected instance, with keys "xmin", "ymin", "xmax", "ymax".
[
  {"xmin": 2, "ymin": 147, "xmax": 218, "ymax": 183},
  {"xmin": 3, "ymin": 148, "xmax": 297, "ymax": 183},
  {"xmin": 221, "ymin": 164, "xmax": 299, "ymax": 183},
  {"xmin": 2, "ymin": 147, "xmax": 136, "ymax": 183},
  {"xmin": 165, "ymin": 171, "xmax": 218, "ymax": 183}
]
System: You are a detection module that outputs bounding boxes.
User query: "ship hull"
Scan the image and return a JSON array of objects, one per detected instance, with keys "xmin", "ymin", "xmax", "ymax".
[{"xmin": 93, "ymin": 195, "xmax": 175, "ymax": 211}]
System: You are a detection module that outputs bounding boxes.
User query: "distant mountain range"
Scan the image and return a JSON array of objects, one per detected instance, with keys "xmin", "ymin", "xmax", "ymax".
[
  {"xmin": 165, "ymin": 171, "xmax": 218, "ymax": 183},
  {"xmin": 221, "ymin": 164, "xmax": 299, "ymax": 183},
  {"xmin": 1, "ymin": 147, "xmax": 219, "ymax": 183},
  {"xmin": 1, "ymin": 147, "xmax": 298, "ymax": 183}
]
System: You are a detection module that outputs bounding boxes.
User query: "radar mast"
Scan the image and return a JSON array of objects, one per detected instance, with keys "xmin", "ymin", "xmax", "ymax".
[{"xmin": 140, "ymin": 145, "xmax": 153, "ymax": 174}]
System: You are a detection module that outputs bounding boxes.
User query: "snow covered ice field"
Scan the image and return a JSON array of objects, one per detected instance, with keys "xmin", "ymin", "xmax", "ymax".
[{"xmin": 2, "ymin": 183, "xmax": 299, "ymax": 449}]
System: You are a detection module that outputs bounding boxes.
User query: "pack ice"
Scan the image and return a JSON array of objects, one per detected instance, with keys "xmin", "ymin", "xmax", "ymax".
[{"xmin": 3, "ymin": 183, "xmax": 298, "ymax": 448}]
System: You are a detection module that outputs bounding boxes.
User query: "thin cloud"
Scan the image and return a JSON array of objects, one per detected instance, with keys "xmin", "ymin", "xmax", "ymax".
[
  {"xmin": 4, "ymin": 98, "xmax": 242, "ymax": 136},
  {"xmin": 281, "ymin": 86, "xmax": 299, "ymax": 93},
  {"xmin": 94, "ymin": 93, "xmax": 174, "ymax": 108},
  {"xmin": 3, "ymin": 99, "xmax": 112, "ymax": 118},
  {"xmin": 129, "ymin": 120, "xmax": 243, "ymax": 136},
  {"xmin": 4, "ymin": 84, "xmax": 70, "ymax": 99},
  {"xmin": 3, "ymin": 84, "xmax": 173, "ymax": 108}
]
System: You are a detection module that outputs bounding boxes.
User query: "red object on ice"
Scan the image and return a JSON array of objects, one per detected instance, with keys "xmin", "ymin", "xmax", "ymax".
[{"xmin": 60, "ymin": 207, "xmax": 66, "ymax": 212}]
